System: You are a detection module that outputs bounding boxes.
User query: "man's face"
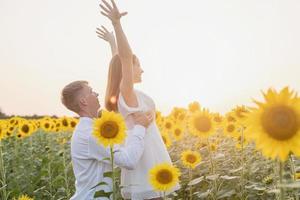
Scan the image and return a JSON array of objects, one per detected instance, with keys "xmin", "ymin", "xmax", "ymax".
[{"xmin": 79, "ymin": 84, "xmax": 100, "ymax": 112}]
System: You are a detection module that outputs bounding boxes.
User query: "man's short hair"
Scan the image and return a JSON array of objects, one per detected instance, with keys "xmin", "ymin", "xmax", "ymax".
[{"xmin": 61, "ymin": 80, "xmax": 88, "ymax": 113}]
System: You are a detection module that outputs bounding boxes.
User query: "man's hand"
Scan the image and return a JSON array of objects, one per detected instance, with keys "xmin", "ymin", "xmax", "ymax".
[{"xmin": 131, "ymin": 111, "xmax": 153, "ymax": 128}]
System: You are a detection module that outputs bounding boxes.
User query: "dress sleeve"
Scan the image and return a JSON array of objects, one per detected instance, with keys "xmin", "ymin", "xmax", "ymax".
[{"xmin": 118, "ymin": 91, "xmax": 142, "ymax": 118}]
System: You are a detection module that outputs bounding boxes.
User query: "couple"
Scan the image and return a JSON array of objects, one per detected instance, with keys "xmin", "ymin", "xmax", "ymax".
[{"xmin": 61, "ymin": 0, "xmax": 179, "ymax": 199}]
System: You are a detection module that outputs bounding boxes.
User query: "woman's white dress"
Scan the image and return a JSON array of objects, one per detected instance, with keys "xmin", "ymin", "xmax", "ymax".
[{"xmin": 118, "ymin": 89, "xmax": 179, "ymax": 200}]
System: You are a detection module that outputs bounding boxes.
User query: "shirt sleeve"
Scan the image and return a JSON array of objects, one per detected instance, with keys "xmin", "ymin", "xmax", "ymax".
[{"xmin": 88, "ymin": 125, "xmax": 146, "ymax": 170}]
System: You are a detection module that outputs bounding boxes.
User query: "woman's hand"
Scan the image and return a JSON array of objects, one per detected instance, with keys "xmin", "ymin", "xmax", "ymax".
[
  {"xmin": 99, "ymin": 0, "xmax": 127, "ymax": 25},
  {"xmin": 96, "ymin": 26, "xmax": 115, "ymax": 43}
]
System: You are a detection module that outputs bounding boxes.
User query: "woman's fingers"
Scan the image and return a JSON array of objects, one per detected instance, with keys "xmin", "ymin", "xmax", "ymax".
[
  {"xmin": 101, "ymin": 25, "xmax": 109, "ymax": 33},
  {"xmin": 120, "ymin": 12, "xmax": 128, "ymax": 17},
  {"xmin": 100, "ymin": 11, "xmax": 112, "ymax": 20},
  {"xmin": 96, "ymin": 29, "xmax": 105, "ymax": 35},
  {"xmin": 100, "ymin": 4, "xmax": 110, "ymax": 14},
  {"xmin": 97, "ymin": 35, "xmax": 105, "ymax": 40},
  {"xmin": 110, "ymin": 0, "xmax": 117, "ymax": 9},
  {"xmin": 102, "ymin": 0, "xmax": 113, "ymax": 11},
  {"xmin": 96, "ymin": 31, "xmax": 105, "ymax": 37}
]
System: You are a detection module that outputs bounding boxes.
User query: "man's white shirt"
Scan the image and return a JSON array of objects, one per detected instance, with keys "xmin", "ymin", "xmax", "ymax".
[{"xmin": 70, "ymin": 117, "xmax": 146, "ymax": 200}]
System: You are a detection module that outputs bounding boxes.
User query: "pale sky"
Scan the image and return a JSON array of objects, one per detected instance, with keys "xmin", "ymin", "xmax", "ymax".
[{"xmin": 1, "ymin": 0, "xmax": 299, "ymax": 117}]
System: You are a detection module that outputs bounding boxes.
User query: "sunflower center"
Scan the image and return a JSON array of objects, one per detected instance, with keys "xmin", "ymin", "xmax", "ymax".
[
  {"xmin": 193, "ymin": 116, "xmax": 211, "ymax": 132},
  {"xmin": 100, "ymin": 121, "xmax": 119, "ymax": 138},
  {"xmin": 62, "ymin": 119, "xmax": 68, "ymax": 127},
  {"xmin": 227, "ymin": 116, "xmax": 236, "ymax": 122},
  {"xmin": 174, "ymin": 129, "xmax": 181, "ymax": 136},
  {"xmin": 45, "ymin": 123, "xmax": 49, "ymax": 128},
  {"xmin": 214, "ymin": 116, "xmax": 222, "ymax": 123},
  {"xmin": 262, "ymin": 105, "xmax": 298, "ymax": 141},
  {"xmin": 21, "ymin": 125, "xmax": 29, "ymax": 133},
  {"xmin": 71, "ymin": 121, "xmax": 76, "ymax": 128},
  {"xmin": 156, "ymin": 169, "xmax": 173, "ymax": 184},
  {"xmin": 186, "ymin": 154, "xmax": 197, "ymax": 163},
  {"xmin": 165, "ymin": 122, "xmax": 172, "ymax": 129},
  {"xmin": 236, "ymin": 110, "xmax": 247, "ymax": 118},
  {"xmin": 227, "ymin": 124, "xmax": 235, "ymax": 133}
]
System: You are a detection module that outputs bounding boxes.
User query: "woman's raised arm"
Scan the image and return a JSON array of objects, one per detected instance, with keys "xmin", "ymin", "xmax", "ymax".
[
  {"xmin": 100, "ymin": 0, "xmax": 138, "ymax": 107},
  {"xmin": 96, "ymin": 25, "xmax": 117, "ymax": 56}
]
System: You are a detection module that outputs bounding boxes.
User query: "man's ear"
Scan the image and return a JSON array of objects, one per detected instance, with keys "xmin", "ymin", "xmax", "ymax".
[{"xmin": 78, "ymin": 97, "xmax": 88, "ymax": 108}]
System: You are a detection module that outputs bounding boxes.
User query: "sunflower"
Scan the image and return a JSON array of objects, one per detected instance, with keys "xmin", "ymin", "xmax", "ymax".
[
  {"xmin": 160, "ymin": 131, "xmax": 172, "ymax": 149},
  {"xmin": 54, "ymin": 121, "xmax": 62, "ymax": 133},
  {"xmin": 18, "ymin": 121, "xmax": 34, "ymax": 137},
  {"xmin": 225, "ymin": 112, "xmax": 237, "ymax": 123},
  {"xmin": 172, "ymin": 125, "xmax": 184, "ymax": 141},
  {"xmin": 209, "ymin": 143, "xmax": 217, "ymax": 152},
  {"xmin": 181, "ymin": 150, "xmax": 201, "ymax": 169},
  {"xmin": 188, "ymin": 101, "xmax": 201, "ymax": 113},
  {"xmin": 18, "ymin": 194, "xmax": 34, "ymax": 200},
  {"xmin": 188, "ymin": 110, "xmax": 216, "ymax": 138},
  {"xmin": 0, "ymin": 123, "xmax": 7, "ymax": 140},
  {"xmin": 69, "ymin": 118, "xmax": 78, "ymax": 130},
  {"xmin": 7, "ymin": 124, "xmax": 16, "ymax": 133},
  {"xmin": 93, "ymin": 110, "xmax": 127, "ymax": 147},
  {"xmin": 149, "ymin": 163, "xmax": 180, "ymax": 191},
  {"xmin": 162, "ymin": 118, "xmax": 174, "ymax": 134},
  {"xmin": 16, "ymin": 132, "xmax": 25, "ymax": 139},
  {"xmin": 295, "ymin": 172, "xmax": 300, "ymax": 180},
  {"xmin": 212, "ymin": 112, "xmax": 224, "ymax": 126},
  {"xmin": 155, "ymin": 111, "xmax": 162, "ymax": 124},
  {"xmin": 245, "ymin": 87, "xmax": 300, "ymax": 161},
  {"xmin": 232, "ymin": 105, "xmax": 249, "ymax": 124},
  {"xmin": 9, "ymin": 117, "xmax": 21, "ymax": 126},
  {"xmin": 223, "ymin": 123, "xmax": 239, "ymax": 139},
  {"xmin": 176, "ymin": 112, "xmax": 187, "ymax": 124},
  {"xmin": 60, "ymin": 117, "xmax": 70, "ymax": 131},
  {"xmin": 171, "ymin": 107, "xmax": 187, "ymax": 121},
  {"xmin": 40, "ymin": 120, "xmax": 53, "ymax": 132}
]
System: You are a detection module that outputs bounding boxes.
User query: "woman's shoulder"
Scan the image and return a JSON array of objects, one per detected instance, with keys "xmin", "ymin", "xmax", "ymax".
[{"xmin": 134, "ymin": 89, "xmax": 152, "ymax": 99}]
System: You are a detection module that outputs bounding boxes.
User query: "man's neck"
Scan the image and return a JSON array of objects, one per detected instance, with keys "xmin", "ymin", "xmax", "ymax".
[{"xmin": 78, "ymin": 111, "xmax": 97, "ymax": 118}]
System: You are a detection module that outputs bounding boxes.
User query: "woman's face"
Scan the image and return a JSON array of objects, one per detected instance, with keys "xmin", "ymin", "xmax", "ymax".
[{"xmin": 133, "ymin": 57, "xmax": 144, "ymax": 83}]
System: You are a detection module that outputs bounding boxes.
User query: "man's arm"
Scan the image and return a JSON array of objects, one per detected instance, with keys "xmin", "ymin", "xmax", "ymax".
[
  {"xmin": 88, "ymin": 125, "xmax": 146, "ymax": 170},
  {"xmin": 88, "ymin": 112, "xmax": 153, "ymax": 169}
]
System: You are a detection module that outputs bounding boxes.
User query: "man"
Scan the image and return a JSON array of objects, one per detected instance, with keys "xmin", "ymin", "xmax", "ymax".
[{"xmin": 61, "ymin": 80, "xmax": 152, "ymax": 199}]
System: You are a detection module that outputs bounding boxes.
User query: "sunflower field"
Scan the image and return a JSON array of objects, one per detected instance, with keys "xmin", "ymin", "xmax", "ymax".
[{"xmin": 1, "ymin": 86, "xmax": 300, "ymax": 200}]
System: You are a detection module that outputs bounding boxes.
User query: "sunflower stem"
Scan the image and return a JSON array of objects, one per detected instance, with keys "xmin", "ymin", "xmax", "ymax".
[
  {"xmin": 278, "ymin": 160, "xmax": 284, "ymax": 200},
  {"xmin": 189, "ymin": 169, "xmax": 193, "ymax": 200},
  {"xmin": 207, "ymin": 139, "xmax": 214, "ymax": 174},
  {"xmin": 13, "ymin": 134, "xmax": 20, "ymax": 193},
  {"xmin": 240, "ymin": 126, "xmax": 245, "ymax": 199},
  {"xmin": 47, "ymin": 143, "xmax": 53, "ymax": 198},
  {"xmin": 207, "ymin": 138, "xmax": 216, "ymax": 200},
  {"xmin": 110, "ymin": 145, "xmax": 116, "ymax": 200},
  {"xmin": 163, "ymin": 191, "xmax": 166, "ymax": 200},
  {"xmin": 0, "ymin": 140, "xmax": 8, "ymax": 200},
  {"xmin": 62, "ymin": 142, "xmax": 71, "ymax": 199},
  {"xmin": 289, "ymin": 155, "xmax": 299, "ymax": 200}
]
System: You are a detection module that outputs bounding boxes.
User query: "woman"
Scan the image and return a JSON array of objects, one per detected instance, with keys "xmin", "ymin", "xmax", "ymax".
[{"xmin": 98, "ymin": 0, "xmax": 179, "ymax": 199}]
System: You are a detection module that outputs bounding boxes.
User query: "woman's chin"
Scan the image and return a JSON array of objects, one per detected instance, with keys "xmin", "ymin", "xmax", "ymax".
[{"xmin": 134, "ymin": 79, "xmax": 142, "ymax": 84}]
